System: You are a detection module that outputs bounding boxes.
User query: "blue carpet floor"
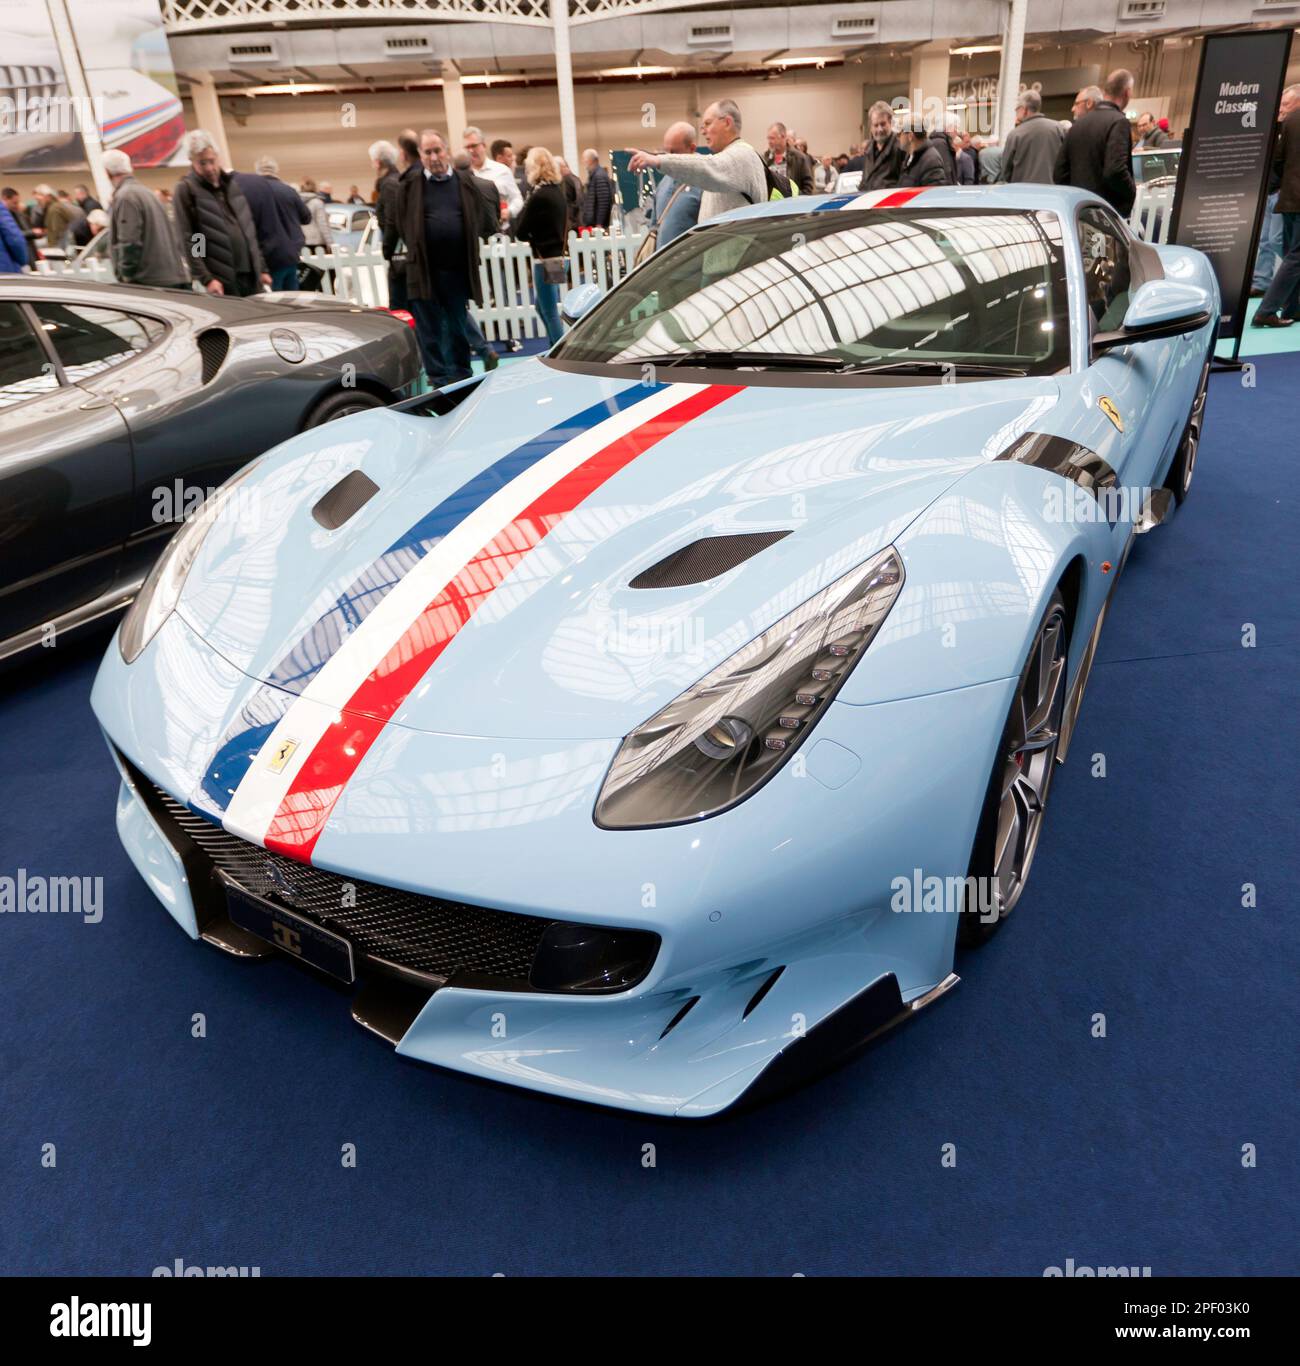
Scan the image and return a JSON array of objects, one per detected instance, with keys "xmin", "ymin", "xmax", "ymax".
[{"xmin": 1, "ymin": 357, "xmax": 1296, "ymax": 1276}]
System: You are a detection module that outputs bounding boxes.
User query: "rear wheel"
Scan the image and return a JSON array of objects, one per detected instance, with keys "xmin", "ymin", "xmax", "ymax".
[
  {"xmin": 1165, "ymin": 362, "xmax": 1209, "ymax": 504},
  {"xmin": 303, "ymin": 389, "xmax": 385, "ymax": 429},
  {"xmin": 959, "ymin": 591, "xmax": 1068, "ymax": 947}
]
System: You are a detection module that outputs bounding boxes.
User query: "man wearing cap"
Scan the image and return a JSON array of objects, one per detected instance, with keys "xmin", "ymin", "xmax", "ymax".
[{"xmin": 897, "ymin": 122, "xmax": 948, "ymax": 188}]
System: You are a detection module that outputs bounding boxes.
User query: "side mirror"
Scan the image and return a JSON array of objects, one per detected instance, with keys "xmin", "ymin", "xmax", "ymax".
[
  {"xmin": 560, "ymin": 282, "xmax": 603, "ymax": 326},
  {"xmin": 1092, "ymin": 279, "xmax": 1214, "ymax": 355}
]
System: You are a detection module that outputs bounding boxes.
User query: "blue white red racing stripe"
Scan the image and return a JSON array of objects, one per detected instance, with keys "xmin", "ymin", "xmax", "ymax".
[
  {"xmin": 205, "ymin": 380, "xmax": 740, "ymax": 862},
  {"xmin": 814, "ymin": 187, "xmax": 930, "ymax": 212}
]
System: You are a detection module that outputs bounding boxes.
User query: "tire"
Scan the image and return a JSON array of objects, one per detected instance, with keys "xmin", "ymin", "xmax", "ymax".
[
  {"xmin": 958, "ymin": 590, "xmax": 1069, "ymax": 947},
  {"xmin": 1164, "ymin": 360, "xmax": 1209, "ymax": 505},
  {"xmin": 302, "ymin": 388, "xmax": 386, "ymax": 429}
]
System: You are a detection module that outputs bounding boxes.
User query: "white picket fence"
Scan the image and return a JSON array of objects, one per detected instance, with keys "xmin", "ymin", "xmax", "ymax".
[{"xmin": 1130, "ymin": 180, "xmax": 1176, "ymax": 246}]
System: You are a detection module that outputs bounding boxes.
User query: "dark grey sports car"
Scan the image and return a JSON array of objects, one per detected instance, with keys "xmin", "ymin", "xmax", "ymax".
[{"xmin": 0, "ymin": 276, "xmax": 420, "ymax": 662}]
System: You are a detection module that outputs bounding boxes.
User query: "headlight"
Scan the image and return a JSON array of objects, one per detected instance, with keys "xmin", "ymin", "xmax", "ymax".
[
  {"xmin": 118, "ymin": 468, "xmax": 255, "ymax": 664},
  {"xmin": 595, "ymin": 546, "xmax": 904, "ymax": 829}
]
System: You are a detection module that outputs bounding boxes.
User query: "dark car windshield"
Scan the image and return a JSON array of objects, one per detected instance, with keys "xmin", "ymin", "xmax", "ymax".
[{"xmin": 550, "ymin": 207, "xmax": 1069, "ymax": 377}]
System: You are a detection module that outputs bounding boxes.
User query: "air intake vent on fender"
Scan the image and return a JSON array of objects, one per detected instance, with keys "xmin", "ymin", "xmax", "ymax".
[
  {"xmin": 196, "ymin": 329, "xmax": 230, "ymax": 385},
  {"xmin": 313, "ymin": 469, "xmax": 380, "ymax": 530},
  {"xmin": 629, "ymin": 530, "xmax": 791, "ymax": 589}
]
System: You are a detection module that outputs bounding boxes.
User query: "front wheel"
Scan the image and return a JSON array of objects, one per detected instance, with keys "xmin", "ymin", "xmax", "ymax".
[{"xmin": 959, "ymin": 591, "xmax": 1068, "ymax": 947}]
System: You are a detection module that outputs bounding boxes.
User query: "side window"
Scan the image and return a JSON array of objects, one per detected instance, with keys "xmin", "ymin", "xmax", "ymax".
[
  {"xmin": 1078, "ymin": 208, "xmax": 1132, "ymax": 333},
  {"xmin": 29, "ymin": 302, "xmax": 160, "ymax": 383},
  {"xmin": 0, "ymin": 302, "xmax": 61, "ymax": 411}
]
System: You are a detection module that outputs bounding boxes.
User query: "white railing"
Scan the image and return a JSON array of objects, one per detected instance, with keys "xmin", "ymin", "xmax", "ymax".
[
  {"xmin": 35, "ymin": 257, "xmax": 115, "ymax": 283},
  {"xmin": 1131, "ymin": 180, "xmax": 1176, "ymax": 246},
  {"xmin": 299, "ymin": 229, "xmax": 646, "ymax": 339}
]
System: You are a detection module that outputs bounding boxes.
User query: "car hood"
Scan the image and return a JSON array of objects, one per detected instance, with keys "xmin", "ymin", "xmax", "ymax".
[{"xmin": 178, "ymin": 359, "xmax": 1059, "ymax": 740}]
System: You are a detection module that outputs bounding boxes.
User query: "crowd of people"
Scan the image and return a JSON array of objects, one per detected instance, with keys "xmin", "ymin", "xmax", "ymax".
[
  {"xmin": 0, "ymin": 123, "xmax": 618, "ymax": 383},
  {"xmin": 2, "ymin": 63, "xmax": 1297, "ymax": 382}
]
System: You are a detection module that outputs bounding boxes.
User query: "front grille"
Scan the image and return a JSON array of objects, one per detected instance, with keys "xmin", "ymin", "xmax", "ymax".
[{"xmin": 144, "ymin": 779, "xmax": 552, "ymax": 987}]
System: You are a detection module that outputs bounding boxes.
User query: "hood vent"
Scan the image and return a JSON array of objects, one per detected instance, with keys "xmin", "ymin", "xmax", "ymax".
[
  {"xmin": 196, "ymin": 328, "xmax": 229, "ymax": 385},
  {"xmin": 629, "ymin": 530, "xmax": 791, "ymax": 590},
  {"xmin": 312, "ymin": 469, "xmax": 380, "ymax": 530}
]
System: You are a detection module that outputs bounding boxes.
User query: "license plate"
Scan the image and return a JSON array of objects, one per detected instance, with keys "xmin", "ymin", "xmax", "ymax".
[{"xmin": 220, "ymin": 874, "xmax": 356, "ymax": 983}]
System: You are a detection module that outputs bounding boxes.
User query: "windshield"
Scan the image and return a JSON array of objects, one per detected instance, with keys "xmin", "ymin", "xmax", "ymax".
[{"xmin": 550, "ymin": 207, "xmax": 1069, "ymax": 378}]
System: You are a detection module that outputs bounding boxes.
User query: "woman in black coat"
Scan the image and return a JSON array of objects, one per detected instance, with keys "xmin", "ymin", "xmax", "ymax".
[{"xmin": 513, "ymin": 148, "xmax": 570, "ymax": 347}]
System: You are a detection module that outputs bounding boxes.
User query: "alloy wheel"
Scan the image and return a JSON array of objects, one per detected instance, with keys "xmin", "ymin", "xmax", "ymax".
[{"xmin": 991, "ymin": 605, "xmax": 1067, "ymax": 916}]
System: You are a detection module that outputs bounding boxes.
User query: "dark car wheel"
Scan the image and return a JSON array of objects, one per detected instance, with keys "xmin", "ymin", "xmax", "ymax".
[
  {"xmin": 303, "ymin": 389, "xmax": 386, "ymax": 429},
  {"xmin": 959, "ymin": 590, "xmax": 1068, "ymax": 947},
  {"xmin": 1164, "ymin": 362, "xmax": 1209, "ymax": 505}
]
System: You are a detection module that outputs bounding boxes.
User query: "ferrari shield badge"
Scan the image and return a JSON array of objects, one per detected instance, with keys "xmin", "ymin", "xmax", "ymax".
[
  {"xmin": 1099, "ymin": 396, "xmax": 1124, "ymax": 432},
  {"xmin": 267, "ymin": 739, "xmax": 299, "ymax": 774}
]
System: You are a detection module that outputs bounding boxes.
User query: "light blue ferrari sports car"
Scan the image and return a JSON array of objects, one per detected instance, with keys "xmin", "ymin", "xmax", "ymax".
[{"xmin": 93, "ymin": 186, "xmax": 1218, "ymax": 1117}]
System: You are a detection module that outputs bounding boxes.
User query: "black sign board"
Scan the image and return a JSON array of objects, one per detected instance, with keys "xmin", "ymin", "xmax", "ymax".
[{"xmin": 1170, "ymin": 29, "xmax": 1294, "ymax": 348}]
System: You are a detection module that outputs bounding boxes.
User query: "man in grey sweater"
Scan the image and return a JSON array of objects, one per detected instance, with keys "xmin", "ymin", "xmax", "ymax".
[
  {"xmin": 999, "ymin": 90, "xmax": 1065, "ymax": 185},
  {"xmin": 627, "ymin": 99, "xmax": 767, "ymax": 223},
  {"xmin": 103, "ymin": 149, "xmax": 191, "ymax": 288}
]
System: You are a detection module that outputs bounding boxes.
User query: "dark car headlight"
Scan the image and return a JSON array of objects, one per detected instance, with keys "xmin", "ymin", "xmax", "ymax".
[{"xmin": 594, "ymin": 546, "xmax": 904, "ymax": 829}]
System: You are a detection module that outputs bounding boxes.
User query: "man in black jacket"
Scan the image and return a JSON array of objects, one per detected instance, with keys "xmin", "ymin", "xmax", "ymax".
[
  {"xmin": 580, "ymin": 150, "xmax": 613, "ymax": 229},
  {"xmin": 370, "ymin": 139, "xmax": 405, "ymax": 307},
  {"xmin": 927, "ymin": 119, "xmax": 959, "ymax": 184},
  {"xmin": 1054, "ymin": 69, "xmax": 1137, "ymax": 216},
  {"xmin": 861, "ymin": 102, "xmax": 903, "ymax": 191},
  {"xmin": 399, "ymin": 128, "xmax": 491, "ymax": 385},
  {"xmin": 898, "ymin": 122, "xmax": 948, "ymax": 188},
  {"xmin": 173, "ymin": 131, "xmax": 269, "ymax": 296},
  {"xmin": 235, "ymin": 156, "xmax": 310, "ymax": 291},
  {"xmin": 764, "ymin": 123, "xmax": 815, "ymax": 195}
]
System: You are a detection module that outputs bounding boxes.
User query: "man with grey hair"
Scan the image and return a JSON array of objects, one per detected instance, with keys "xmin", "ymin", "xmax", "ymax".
[
  {"xmin": 861, "ymin": 100, "xmax": 902, "ymax": 190},
  {"xmin": 32, "ymin": 184, "xmax": 75, "ymax": 252},
  {"xmin": 1071, "ymin": 86, "xmax": 1103, "ymax": 120},
  {"xmin": 999, "ymin": 87, "xmax": 1065, "ymax": 185},
  {"xmin": 370, "ymin": 138, "xmax": 406, "ymax": 304},
  {"xmin": 462, "ymin": 125, "xmax": 522, "ymax": 219},
  {"xmin": 626, "ymin": 98, "xmax": 766, "ymax": 223},
  {"xmin": 648, "ymin": 121, "xmax": 703, "ymax": 250},
  {"xmin": 103, "ymin": 148, "xmax": 190, "ymax": 288},
  {"xmin": 1054, "ymin": 70, "xmax": 1137, "ymax": 215},
  {"xmin": 234, "ymin": 153, "xmax": 311, "ymax": 291},
  {"xmin": 173, "ymin": 130, "xmax": 269, "ymax": 295},
  {"xmin": 397, "ymin": 128, "xmax": 493, "ymax": 384}
]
